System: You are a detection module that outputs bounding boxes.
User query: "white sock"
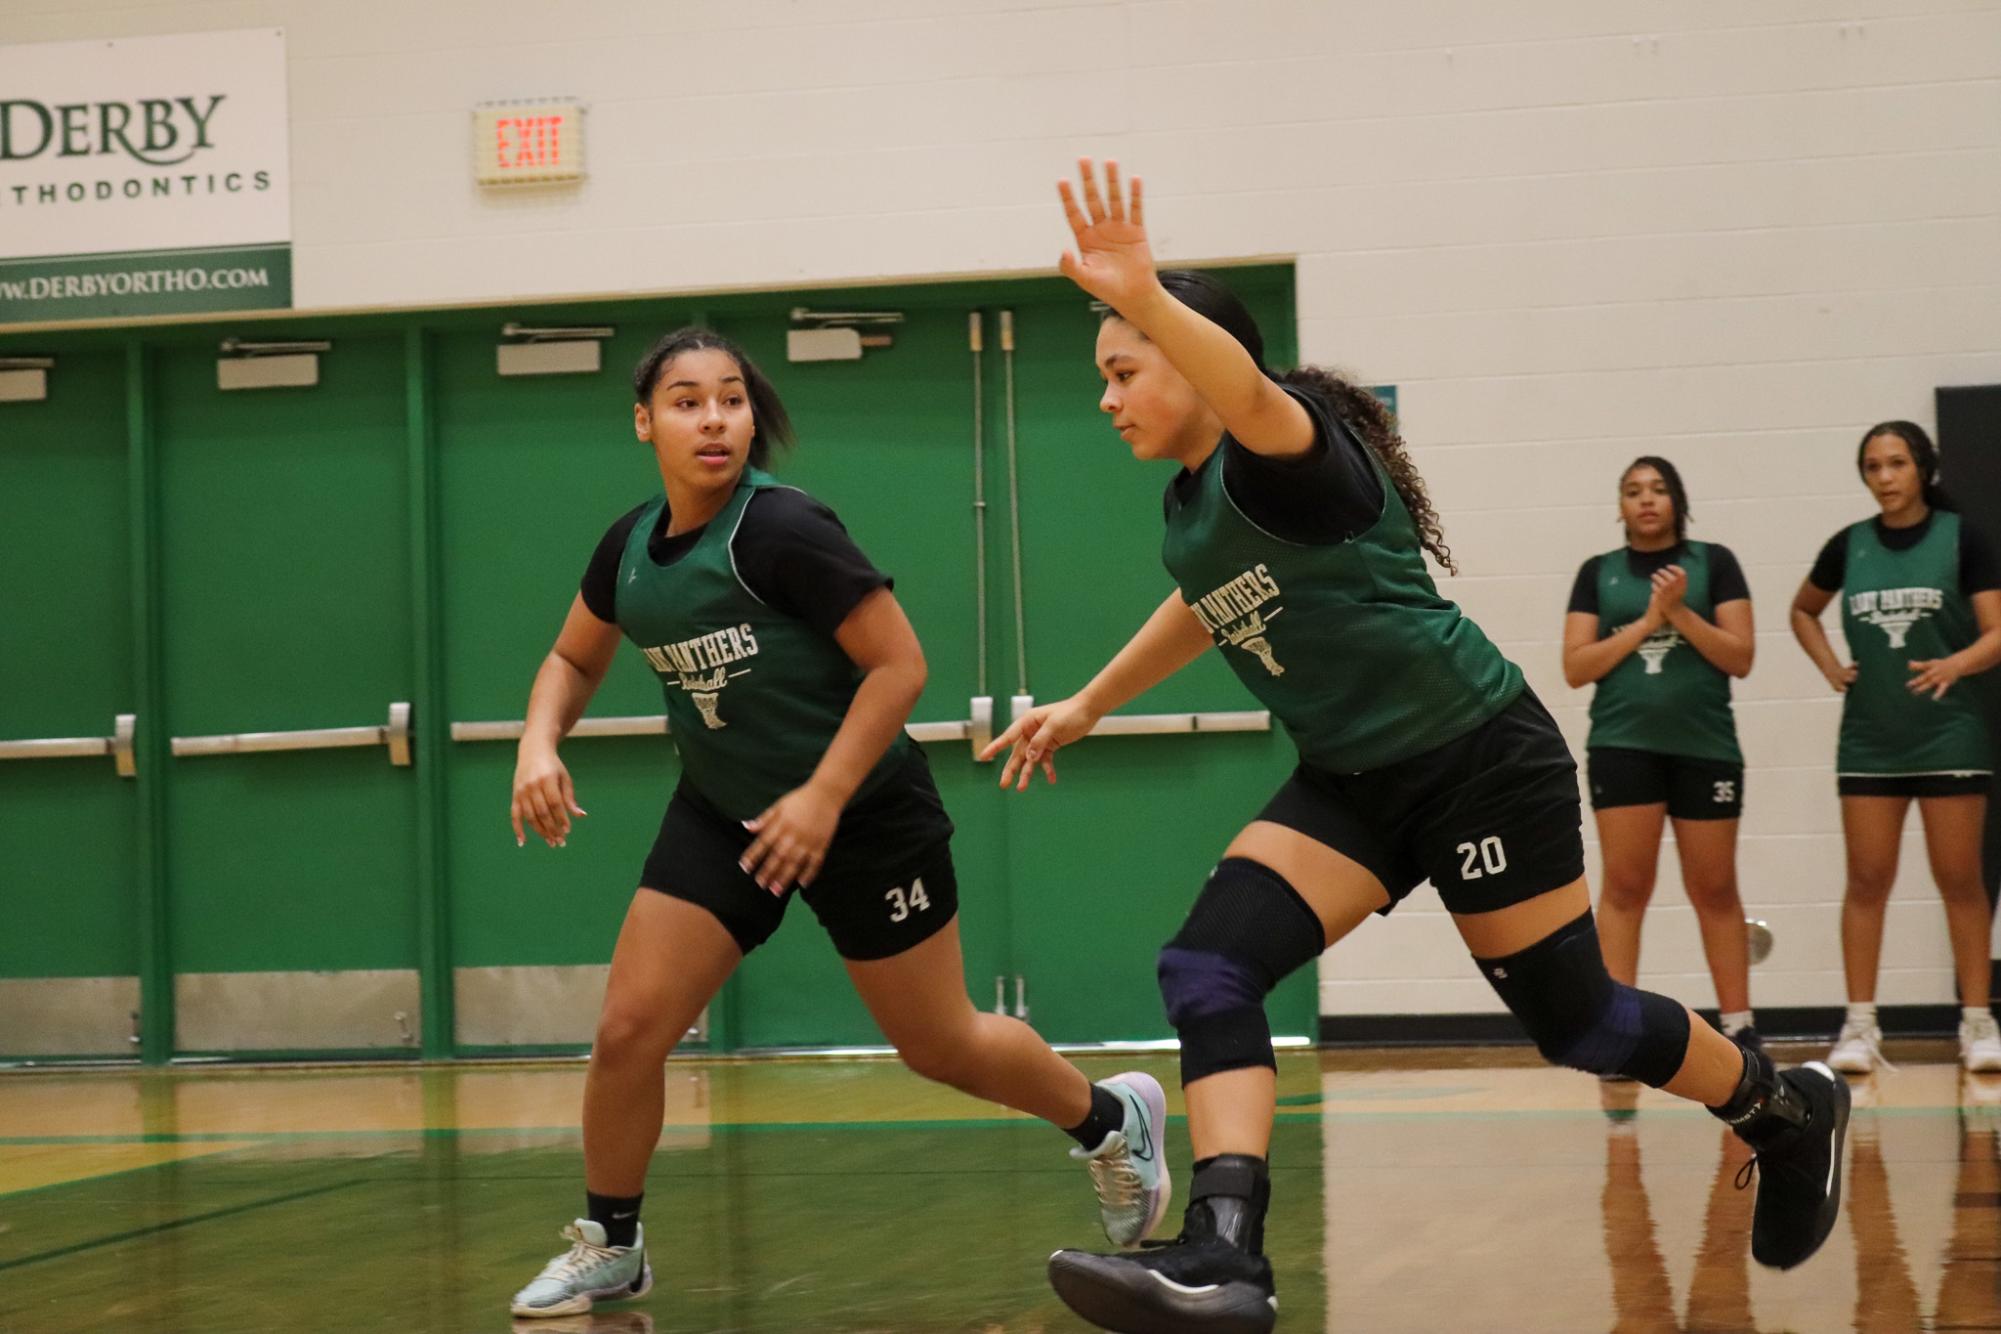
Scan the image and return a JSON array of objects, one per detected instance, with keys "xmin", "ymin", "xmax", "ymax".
[
  {"xmin": 1964, "ymin": 1006, "xmax": 1990, "ymax": 1024},
  {"xmin": 1846, "ymin": 1001, "xmax": 1878, "ymax": 1028},
  {"xmin": 1719, "ymin": 1010, "xmax": 1754, "ymax": 1037}
]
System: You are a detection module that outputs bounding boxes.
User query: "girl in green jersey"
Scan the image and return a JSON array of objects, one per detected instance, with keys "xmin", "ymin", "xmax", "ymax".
[
  {"xmin": 1791, "ymin": 421, "xmax": 2001, "ymax": 1076},
  {"xmin": 986, "ymin": 160, "xmax": 1850, "ymax": 1334},
  {"xmin": 1563, "ymin": 458, "xmax": 1760, "ymax": 1054},
  {"xmin": 507, "ymin": 329, "xmax": 1169, "ymax": 1319}
]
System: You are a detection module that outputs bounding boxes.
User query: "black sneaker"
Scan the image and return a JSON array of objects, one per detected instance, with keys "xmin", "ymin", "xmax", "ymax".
[
  {"xmin": 1048, "ymin": 1155, "xmax": 1275, "ymax": 1334},
  {"xmin": 1732, "ymin": 1060, "xmax": 1851, "ymax": 1270},
  {"xmin": 1730, "ymin": 1026, "xmax": 1767, "ymax": 1061},
  {"xmin": 1048, "ymin": 1237, "xmax": 1275, "ymax": 1334}
]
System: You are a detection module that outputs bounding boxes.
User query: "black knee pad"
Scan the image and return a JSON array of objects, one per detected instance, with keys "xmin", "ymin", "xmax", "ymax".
[
  {"xmin": 1474, "ymin": 910, "xmax": 1691, "ymax": 1087},
  {"xmin": 1158, "ymin": 858, "xmax": 1326, "ymax": 1084}
]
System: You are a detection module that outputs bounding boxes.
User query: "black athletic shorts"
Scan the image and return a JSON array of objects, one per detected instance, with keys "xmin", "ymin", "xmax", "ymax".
[
  {"xmin": 1587, "ymin": 747, "xmax": 1744, "ymax": 820},
  {"xmin": 1256, "ymin": 688, "xmax": 1586, "ymax": 916},
  {"xmin": 1837, "ymin": 773, "xmax": 1992, "ymax": 799},
  {"xmin": 639, "ymin": 746, "xmax": 958, "ymax": 961}
]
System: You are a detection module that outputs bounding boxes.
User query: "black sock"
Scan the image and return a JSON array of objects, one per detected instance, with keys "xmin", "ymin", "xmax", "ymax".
[
  {"xmin": 586, "ymin": 1190, "xmax": 644, "ymax": 1249},
  {"xmin": 1064, "ymin": 1083, "xmax": 1127, "ymax": 1151}
]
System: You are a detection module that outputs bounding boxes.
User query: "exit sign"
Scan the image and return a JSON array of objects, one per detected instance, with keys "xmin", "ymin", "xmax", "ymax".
[{"xmin": 472, "ymin": 99, "xmax": 585, "ymax": 185}]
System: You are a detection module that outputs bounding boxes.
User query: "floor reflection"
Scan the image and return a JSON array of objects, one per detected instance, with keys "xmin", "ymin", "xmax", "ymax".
[{"xmin": 1598, "ymin": 1069, "xmax": 2001, "ymax": 1334}]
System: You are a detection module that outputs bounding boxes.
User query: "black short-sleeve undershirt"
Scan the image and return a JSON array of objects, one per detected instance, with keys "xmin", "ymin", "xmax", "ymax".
[
  {"xmin": 1807, "ymin": 512, "xmax": 2000, "ymax": 595},
  {"xmin": 1566, "ymin": 542, "xmax": 1750, "ymax": 617},
  {"xmin": 1163, "ymin": 383, "xmax": 1386, "ymax": 543},
  {"xmin": 580, "ymin": 486, "xmax": 891, "ymax": 635}
]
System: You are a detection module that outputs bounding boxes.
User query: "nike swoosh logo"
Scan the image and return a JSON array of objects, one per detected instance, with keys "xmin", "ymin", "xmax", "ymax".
[
  {"xmin": 1128, "ymin": 1093, "xmax": 1155, "ymax": 1163},
  {"xmin": 1804, "ymin": 1062, "xmax": 1840, "ymax": 1197}
]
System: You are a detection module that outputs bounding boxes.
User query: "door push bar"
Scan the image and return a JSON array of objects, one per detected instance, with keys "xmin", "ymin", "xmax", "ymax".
[
  {"xmin": 1004, "ymin": 694, "xmax": 1272, "ymax": 739},
  {"xmin": 172, "ymin": 702, "xmax": 412, "ymax": 766},
  {"xmin": 451, "ymin": 697, "xmax": 1001, "ymax": 760},
  {"xmin": 450, "ymin": 715, "xmax": 668, "ymax": 743},
  {"xmin": 0, "ymin": 713, "xmax": 138, "ymax": 778}
]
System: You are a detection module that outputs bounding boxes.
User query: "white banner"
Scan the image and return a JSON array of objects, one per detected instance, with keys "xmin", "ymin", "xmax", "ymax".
[{"xmin": 0, "ymin": 28, "xmax": 290, "ymax": 320}]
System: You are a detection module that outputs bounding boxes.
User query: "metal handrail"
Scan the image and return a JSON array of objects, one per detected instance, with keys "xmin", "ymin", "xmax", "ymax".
[
  {"xmin": 172, "ymin": 702, "xmax": 412, "ymax": 766},
  {"xmin": 0, "ymin": 713, "xmax": 137, "ymax": 777}
]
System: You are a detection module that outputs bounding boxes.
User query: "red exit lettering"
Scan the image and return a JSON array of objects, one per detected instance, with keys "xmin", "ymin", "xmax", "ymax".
[{"xmin": 495, "ymin": 115, "xmax": 565, "ymax": 169}]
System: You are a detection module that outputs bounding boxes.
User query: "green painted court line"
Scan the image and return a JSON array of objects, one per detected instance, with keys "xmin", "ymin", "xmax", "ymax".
[{"xmin": 0, "ymin": 1181, "xmax": 355, "ymax": 1273}]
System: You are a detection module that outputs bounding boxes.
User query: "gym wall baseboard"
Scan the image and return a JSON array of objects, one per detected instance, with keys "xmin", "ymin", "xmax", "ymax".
[{"xmin": 1320, "ymin": 1004, "xmax": 1976, "ymax": 1048}]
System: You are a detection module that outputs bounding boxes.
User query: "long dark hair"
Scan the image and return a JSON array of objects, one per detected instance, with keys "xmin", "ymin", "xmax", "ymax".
[
  {"xmin": 633, "ymin": 327, "xmax": 795, "ymax": 468},
  {"xmin": 1857, "ymin": 420, "xmax": 1952, "ymax": 511},
  {"xmin": 1131, "ymin": 270, "xmax": 1456, "ymax": 573},
  {"xmin": 1620, "ymin": 455, "xmax": 1690, "ymax": 543}
]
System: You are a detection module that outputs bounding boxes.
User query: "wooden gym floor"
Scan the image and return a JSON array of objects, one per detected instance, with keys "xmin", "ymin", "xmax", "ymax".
[{"xmin": 1, "ymin": 1044, "xmax": 1994, "ymax": 1331}]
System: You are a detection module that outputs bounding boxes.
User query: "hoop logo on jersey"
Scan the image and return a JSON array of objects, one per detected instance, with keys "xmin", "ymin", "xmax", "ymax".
[
  {"xmin": 1188, "ymin": 564, "xmax": 1287, "ymax": 677},
  {"xmin": 1635, "ymin": 628, "xmax": 1682, "ymax": 675},
  {"xmin": 1848, "ymin": 587, "xmax": 1943, "ymax": 650},
  {"xmin": 1615, "ymin": 622, "xmax": 1682, "ymax": 675},
  {"xmin": 642, "ymin": 624, "xmax": 760, "ymax": 730}
]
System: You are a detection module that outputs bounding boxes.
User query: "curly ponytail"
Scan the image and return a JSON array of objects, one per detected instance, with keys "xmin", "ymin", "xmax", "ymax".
[
  {"xmin": 1275, "ymin": 366, "xmax": 1455, "ymax": 574},
  {"xmin": 1136, "ymin": 270, "xmax": 1456, "ymax": 573}
]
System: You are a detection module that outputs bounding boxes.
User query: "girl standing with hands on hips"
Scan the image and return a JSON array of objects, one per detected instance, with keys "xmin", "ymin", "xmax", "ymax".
[
  {"xmin": 1563, "ymin": 458, "xmax": 1761, "ymax": 1057},
  {"xmin": 984, "ymin": 160, "xmax": 1849, "ymax": 1334},
  {"xmin": 1791, "ymin": 421, "xmax": 2001, "ymax": 1075}
]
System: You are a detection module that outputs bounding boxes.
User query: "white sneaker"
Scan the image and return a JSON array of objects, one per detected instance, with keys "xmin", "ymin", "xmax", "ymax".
[
  {"xmin": 1961, "ymin": 1011, "xmax": 2001, "ymax": 1073},
  {"xmin": 511, "ymin": 1220, "xmax": 652, "ymax": 1318},
  {"xmin": 1074, "ymin": 1072, "xmax": 1172, "ymax": 1248},
  {"xmin": 1827, "ymin": 1018, "xmax": 1887, "ymax": 1074}
]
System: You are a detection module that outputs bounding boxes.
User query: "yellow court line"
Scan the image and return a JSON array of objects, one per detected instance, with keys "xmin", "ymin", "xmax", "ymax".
[{"xmin": 0, "ymin": 1141, "xmax": 260, "ymax": 1197}]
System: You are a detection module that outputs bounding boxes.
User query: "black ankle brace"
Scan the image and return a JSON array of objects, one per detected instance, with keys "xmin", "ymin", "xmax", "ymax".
[
  {"xmin": 1710, "ymin": 1047, "xmax": 1808, "ymax": 1142},
  {"xmin": 1188, "ymin": 1154, "xmax": 1271, "ymax": 1254}
]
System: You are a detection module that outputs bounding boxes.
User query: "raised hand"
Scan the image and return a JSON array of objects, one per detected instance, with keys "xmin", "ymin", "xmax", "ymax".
[{"xmin": 1056, "ymin": 158, "xmax": 1160, "ymax": 315}]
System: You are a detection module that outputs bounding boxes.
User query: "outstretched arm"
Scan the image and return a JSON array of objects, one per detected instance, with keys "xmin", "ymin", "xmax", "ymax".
[{"xmin": 979, "ymin": 588, "xmax": 1214, "ymax": 789}]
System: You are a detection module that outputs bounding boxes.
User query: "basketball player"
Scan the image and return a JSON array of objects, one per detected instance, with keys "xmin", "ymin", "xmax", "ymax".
[
  {"xmin": 1791, "ymin": 421, "xmax": 2001, "ymax": 1074},
  {"xmin": 984, "ymin": 160, "xmax": 1850, "ymax": 1333},
  {"xmin": 508, "ymin": 328, "xmax": 1166, "ymax": 1317}
]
